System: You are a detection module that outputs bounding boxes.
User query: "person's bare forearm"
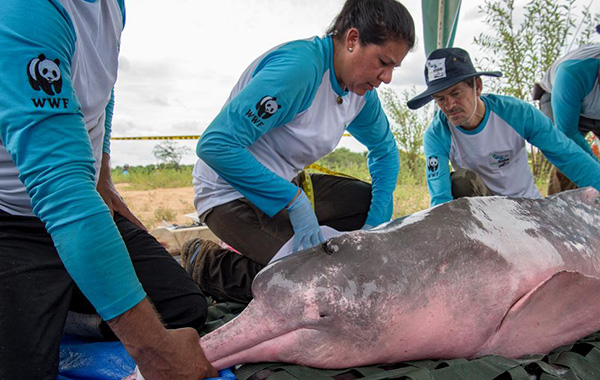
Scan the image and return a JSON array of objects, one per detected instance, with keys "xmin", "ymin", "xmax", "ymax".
[
  {"xmin": 107, "ymin": 298, "xmax": 167, "ymax": 359},
  {"xmin": 108, "ymin": 298, "xmax": 218, "ymax": 380}
]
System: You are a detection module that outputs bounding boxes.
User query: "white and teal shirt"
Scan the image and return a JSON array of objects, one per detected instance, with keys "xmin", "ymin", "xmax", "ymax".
[
  {"xmin": 193, "ymin": 35, "xmax": 399, "ymax": 227},
  {"xmin": 539, "ymin": 45, "xmax": 600, "ymax": 158},
  {"xmin": 424, "ymin": 94, "xmax": 600, "ymax": 206},
  {"xmin": 0, "ymin": 0, "xmax": 145, "ymax": 320}
]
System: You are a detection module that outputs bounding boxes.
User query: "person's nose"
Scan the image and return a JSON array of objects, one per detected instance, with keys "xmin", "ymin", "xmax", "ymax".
[
  {"xmin": 378, "ymin": 67, "xmax": 393, "ymax": 84},
  {"xmin": 444, "ymin": 96, "xmax": 457, "ymax": 111}
]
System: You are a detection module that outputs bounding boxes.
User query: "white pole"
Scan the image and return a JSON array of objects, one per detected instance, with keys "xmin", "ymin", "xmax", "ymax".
[{"xmin": 437, "ymin": 0, "xmax": 444, "ymax": 48}]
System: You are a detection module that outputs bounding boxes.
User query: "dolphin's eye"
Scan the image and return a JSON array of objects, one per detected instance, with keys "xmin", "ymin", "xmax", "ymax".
[
  {"xmin": 595, "ymin": 197, "xmax": 600, "ymax": 206},
  {"xmin": 323, "ymin": 241, "xmax": 338, "ymax": 255}
]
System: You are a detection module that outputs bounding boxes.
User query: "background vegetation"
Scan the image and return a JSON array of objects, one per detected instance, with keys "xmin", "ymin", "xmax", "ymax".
[
  {"xmin": 474, "ymin": 0, "xmax": 599, "ymax": 178},
  {"xmin": 112, "ymin": 149, "xmax": 431, "ymax": 224},
  {"xmin": 113, "ymin": 144, "xmax": 553, "ymax": 225},
  {"xmin": 113, "ymin": 0, "xmax": 599, "ymax": 226}
]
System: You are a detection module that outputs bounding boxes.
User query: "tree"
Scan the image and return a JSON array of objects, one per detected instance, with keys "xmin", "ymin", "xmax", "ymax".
[
  {"xmin": 152, "ymin": 140, "xmax": 191, "ymax": 169},
  {"xmin": 381, "ymin": 87, "xmax": 433, "ymax": 184},
  {"xmin": 474, "ymin": 0, "xmax": 600, "ymax": 179}
]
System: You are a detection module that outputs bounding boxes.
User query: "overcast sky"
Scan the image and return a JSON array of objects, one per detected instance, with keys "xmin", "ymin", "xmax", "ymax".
[{"xmin": 110, "ymin": 0, "xmax": 600, "ymax": 167}]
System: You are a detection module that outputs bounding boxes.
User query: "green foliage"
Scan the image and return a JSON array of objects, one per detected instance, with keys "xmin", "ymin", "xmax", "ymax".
[
  {"xmin": 380, "ymin": 87, "xmax": 432, "ymax": 185},
  {"xmin": 474, "ymin": 0, "xmax": 599, "ymax": 180},
  {"xmin": 393, "ymin": 184, "xmax": 430, "ymax": 218},
  {"xmin": 314, "ymin": 146, "xmax": 427, "ymax": 187},
  {"xmin": 397, "ymin": 151, "xmax": 426, "ymax": 186},
  {"xmin": 314, "ymin": 148, "xmax": 370, "ymax": 181},
  {"xmin": 151, "ymin": 141, "xmax": 191, "ymax": 169},
  {"xmin": 474, "ymin": 0, "xmax": 599, "ymax": 99},
  {"xmin": 314, "ymin": 148, "xmax": 429, "ymax": 217},
  {"xmin": 112, "ymin": 148, "xmax": 430, "ymax": 217}
]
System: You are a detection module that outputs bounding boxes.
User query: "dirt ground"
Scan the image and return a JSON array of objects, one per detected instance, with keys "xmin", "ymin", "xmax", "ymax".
[{"xmin": 116, "ymin": 184, "xmax": 197, "ymax": 230}]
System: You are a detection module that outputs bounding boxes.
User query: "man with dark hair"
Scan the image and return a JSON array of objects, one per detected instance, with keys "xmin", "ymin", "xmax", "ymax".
[{"xmin": 407, "ymin": 47, "xmax": 600, "ymax": 207}]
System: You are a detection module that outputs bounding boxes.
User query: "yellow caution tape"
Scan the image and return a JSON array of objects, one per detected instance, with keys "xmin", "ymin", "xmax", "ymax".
[
  {"xmin": 299, "ymin": 170, "xmax": 315, "ymax": 210},
  {"xmin": 111, "ymin": 135, "xmax": 201, "ymax": 140},
  {"xmin": 111, "ymin": 133, "xmax": 354, "ymax": 141},
  {"xmin": 305, "ymin": 163, "xmax": 363, "ymax": 181}
]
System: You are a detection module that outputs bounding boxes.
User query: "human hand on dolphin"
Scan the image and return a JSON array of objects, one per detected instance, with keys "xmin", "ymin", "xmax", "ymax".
[{"xmin": 286, "ymin": 189, "xmax": 325, "ymax": 252}]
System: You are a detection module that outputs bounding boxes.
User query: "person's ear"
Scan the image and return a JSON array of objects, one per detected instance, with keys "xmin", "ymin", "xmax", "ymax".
[{"xmin": 345, "ymin": 28, "xmax": 360, "ymax": 52}]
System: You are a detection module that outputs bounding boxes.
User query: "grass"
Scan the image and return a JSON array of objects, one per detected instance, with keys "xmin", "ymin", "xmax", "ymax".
[
  {"xmin": 154, "ymin": 206, "xmax": 177, "ymax": 223},
  {"xmin": 113, "ymin": 149, "xmax": 551, "ymax": 219},
  {"xmin": 112, "ymin": 165, "xmax": 193, "ymax": 190}
]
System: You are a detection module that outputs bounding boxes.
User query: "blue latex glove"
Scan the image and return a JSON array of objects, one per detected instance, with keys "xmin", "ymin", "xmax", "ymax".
[
  {"xmin": 205, "ymin": 368, "xmax": 236, "ymax": 380},
  {"xmin": 361, "ymin": 223, "xmax": 374, "ymax": 230},
  {"xmin": 287, "ymin": 190, "xmax": 325, "ymax": 252}
]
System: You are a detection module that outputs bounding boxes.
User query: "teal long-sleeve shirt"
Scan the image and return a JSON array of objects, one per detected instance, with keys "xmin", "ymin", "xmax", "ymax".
[
  {"xmin": 424, "ymin": 94, "xmax": 600, "ymax": 206},
  {"xmin": 0, "ymin": 0, "xmax": 144, "ymax": 320},
  {"xmin": 195, "ymin": 36, "xmax": 399, "ymax": 227},
  {"xmin": 551, "ymin": 58, "xmax": 600, "ymax": 158}
]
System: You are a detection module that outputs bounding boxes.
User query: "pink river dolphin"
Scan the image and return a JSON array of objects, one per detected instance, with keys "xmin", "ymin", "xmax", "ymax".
[{"xmin": 198, "ymin": 187, "xmax": 600, "ymax": 370}]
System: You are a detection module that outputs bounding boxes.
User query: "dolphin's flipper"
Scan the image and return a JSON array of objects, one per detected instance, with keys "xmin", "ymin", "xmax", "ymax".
[{"xmin": 479, "ymin": 271, "xmax": 600, "ymax": 358}]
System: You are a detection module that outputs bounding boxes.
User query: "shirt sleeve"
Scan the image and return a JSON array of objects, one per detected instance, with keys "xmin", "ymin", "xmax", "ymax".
[
  {"xmin": 502, "ymin": 98, "xmax": 600, "ymax": 192},
  {"xmin": 551, "ymin": 59, "xmax": 599, "ymax": 159},
  {"xmin": 423, "ymin": 113, "xmax": 453, "ymax": 206},
  {"xmin": 103, "ymin": 89, "xmax": 114, "ymax": 154},
  {"xmin": 0, "ymin": 0, "xmax": 144, "ymax": 320},
  {"xmin": 346, "ymin": 90, "xmax": 399, "ymax": 227},
  {"xmin": 197, "ymin": 46, "xmax": 322, "ymax": 217}
]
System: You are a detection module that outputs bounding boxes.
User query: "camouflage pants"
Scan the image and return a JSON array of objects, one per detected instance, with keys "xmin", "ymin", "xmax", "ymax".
[{"xmin": 450, "ymin": 168, "xmax": 493, "ymax": 199}]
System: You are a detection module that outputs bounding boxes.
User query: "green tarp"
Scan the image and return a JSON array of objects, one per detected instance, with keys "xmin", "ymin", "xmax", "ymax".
[
  {"xmin": 421, "ymin": 0, "xmax": 462, "ymax": 56},
  {"xmin": 201, "ymin": 300, "xmax": 600, "ymax": 380}
]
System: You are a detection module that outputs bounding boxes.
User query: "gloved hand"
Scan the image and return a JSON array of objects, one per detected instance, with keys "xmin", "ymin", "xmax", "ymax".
[
  {"xmin": 287, "ymin": 190, "xmax": 325, "ymax": 252},
  {"xmin": 361, "ymin": 223, "xmax": 374, "ymax": 230}
]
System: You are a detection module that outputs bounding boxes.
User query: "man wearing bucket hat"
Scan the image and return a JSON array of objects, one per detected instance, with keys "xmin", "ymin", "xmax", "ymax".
[{"xmin": 407, "ymin": 47, "xmax": 600, "ymax": 207}]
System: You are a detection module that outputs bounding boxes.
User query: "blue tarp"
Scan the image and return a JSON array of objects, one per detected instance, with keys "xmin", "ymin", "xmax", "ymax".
[
  {"xmin": 58, "ymin": 335, "xmax": 135, "ymax": 380},
  {"xmin": 58, "ymin": 334, "xmax": 236, "ymax": 380}
]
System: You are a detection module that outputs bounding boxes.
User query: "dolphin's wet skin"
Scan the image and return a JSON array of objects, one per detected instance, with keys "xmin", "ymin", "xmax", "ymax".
[{"xmin": 199, "ymin": 188, "xmax": 600, "ymax": 370}]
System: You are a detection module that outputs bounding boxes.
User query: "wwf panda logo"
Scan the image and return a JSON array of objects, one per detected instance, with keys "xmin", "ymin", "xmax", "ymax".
[
  {"xmin": 427, "ymin": 156, "xmax": 439, "ymax": 172},
  {"xmin": 27, "ymin": 54, "xmax": 63, "ymax": 96},
  {"xmin": 255, "ymin": 96, "xmax": 281, "ymax": 119}
]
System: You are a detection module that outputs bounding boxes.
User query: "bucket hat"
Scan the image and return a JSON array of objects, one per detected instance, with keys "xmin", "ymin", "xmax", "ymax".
[{"xmin": 407, "ymin": 48, "xmax": 502, "ymax": 110}]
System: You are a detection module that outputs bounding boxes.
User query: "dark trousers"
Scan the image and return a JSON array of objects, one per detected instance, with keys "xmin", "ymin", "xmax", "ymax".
[
  {"xmin": 193, "ymin": 173, "xmax": 371, "ymax": 303},
  {"xmin": 0, "ymin": 210, "xmax": 207, "ymax": 380},
  {"xmin": 540, "ymin": 91, "xmax": 600, "ymax": 194}
]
